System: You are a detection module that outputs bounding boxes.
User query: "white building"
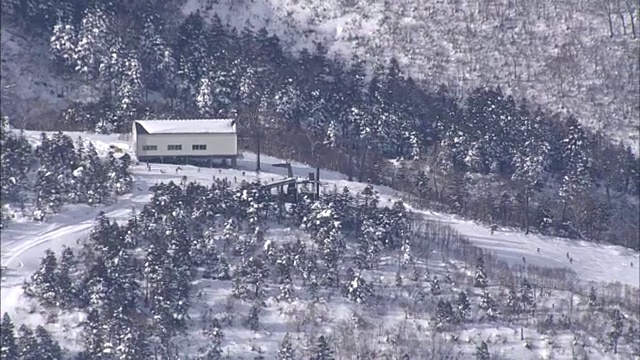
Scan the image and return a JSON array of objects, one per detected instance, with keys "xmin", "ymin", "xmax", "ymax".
[{"xmin": 132, "ymin": 119, "xmax": 238, "ymax": 166}]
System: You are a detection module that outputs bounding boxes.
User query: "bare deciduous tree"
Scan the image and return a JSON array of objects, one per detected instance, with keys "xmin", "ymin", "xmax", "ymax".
[
  {"xmin": 623, "ymin": 0, "xmax": 638, "ymax": 37},
  {"xmin": 598, "ymin": 0, "xmax": 616, "ymax": 37}
]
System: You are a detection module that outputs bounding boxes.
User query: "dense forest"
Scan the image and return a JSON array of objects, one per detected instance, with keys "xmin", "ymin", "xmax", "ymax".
[
  {"xmin": 1, "ymin": 0, "xmax": 638, "ymax": 249},
  {"xmin": 0, "ymin": 120, "xmax": 133, "ymax": 226},
  {"xmin": 4, "ymin": 178, "xmax": 638, "ymax": 358}
]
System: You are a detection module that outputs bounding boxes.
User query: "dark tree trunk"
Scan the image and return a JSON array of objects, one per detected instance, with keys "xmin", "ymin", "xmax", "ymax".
[
  {"xmin": 256, "ymin": 131, "xmax": 261, "ymax": 172},
  {"xmin": 524, "ymin": 187, "xmax": 530, "ymax": 235}
]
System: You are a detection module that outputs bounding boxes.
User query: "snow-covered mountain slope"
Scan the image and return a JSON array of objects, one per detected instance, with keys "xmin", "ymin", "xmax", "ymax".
[
  {"xmin": 0, "ymin": 28, "xmax": 101, "ymax": 129},
  {"xmin": 2, "ymin": 131, "xmax": 637, "ymax": 292},
  {"xmin": 2, "ymin": 131, "xmax": 637, "ymax": 288},
  {"xmin": 182, "ymin": 0, "xmax": 640, "ymax": 154},
  {"xmin": 2, "ymin": 131, "xmax": 638, "ymax": 358}
]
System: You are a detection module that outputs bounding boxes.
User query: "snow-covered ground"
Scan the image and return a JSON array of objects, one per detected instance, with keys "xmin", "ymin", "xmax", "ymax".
[
  {"xmin": 3, "ymin": 131, "xmax": 637, "ymax": 291},
  {"xmin": 1, "ymin": 131, "xmax": 638, "ymax": 358},
  {"xmin": 2, "ymin": 131, "xmax": 637, "ymax": 299}
]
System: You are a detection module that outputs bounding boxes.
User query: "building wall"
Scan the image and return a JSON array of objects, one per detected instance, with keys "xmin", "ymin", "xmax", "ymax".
[{"xmin": 135, "ymin": 133, "xmax": 237, "ymax": 158}]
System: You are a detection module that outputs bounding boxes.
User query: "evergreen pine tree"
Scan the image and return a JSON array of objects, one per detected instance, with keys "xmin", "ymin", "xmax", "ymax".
[
  {"xmin": 455, "ymin": 291, "xmax": 471, "ymax": 323},
  {"xmin": 119, "ymin": 324, "xmax": 150, "ymax": 359},
  {"xmin": 479, "ymin": 289, "xmax": 497, "ymax": 321},
  {"xmin": 415, "ymin": 170, "xmax": 430, "ymax": 204},
  {"xmin": 55, "ymin": 246, "xmax": 75, "ymax": 308},
  {"xmin": 588, "ymin": 286, "xmax": 597, "ymax": 307},
  {"xmin": 74, "ymin": 7, "xmax": 112, "ymax": 80},
  {"xmin": 395, "ymin": 271, "xmax": 403, "ymax": 287},
  {"xmin": 24, "ymin": 249, "xmax": 59, "ymax": 306},
  {"xmin": 519, "ymin": 278, "xmax": 533, "ymax": 313},
  {"xmin": 202, "ymin": 318, "xmax": 223, "ymax": 359},
  {"xmin": 115, "ymin": 52, "xmax": 143, "ymax": 131},
  {"xmin": 50, "ymin": 20, "xmax": 77, "ymax": 71},
  {"xmin": 559, "ymin": 116, "xmax": 592, "ymax": 221},
  {"xmin": 474, "ymin": 257, "xmax": 488, "ymax": 288},
  {"xmin": 608, "ymin": 308, "xmax": 624, "ymax": 354},
  {"xmin": 433, "ymin": 300, "xmax": 454, "ymax": 329},
  {"xmin": 277, "ymin": 333, "xmax": 295, "ymax": 360},
  {"xmin": 106, "ymin": 152, "xmax": 133, "ymax": 196},
  {"xmin": 33, "ymin": 326, "xmax": 62, "ymax": 360},
  {"xmin": 475, "ymin": 340, "xmax": 490, "ymax": 360},
  {"xmin": 245, "ymin": 305, "xmax": 260, "ymax": 331},
  {"xmin": 79, "ymin": 309, "xmax": 105, "ymax": 359},
  {"xmin": 344, "ymin": 272, "xmax": 372, "ymax": 304},
  {"xmin": 430, "ymin": 275, "xmax": 442, "ymax": 295},
  {"xmin": 409, "ymin": 267, "xmax": 420, "ymax": 282},
  {"xmin": 139, "ymin": 17, "xmax": 174, "ymax": 92},
  {"xmin": 33, "ymin": 167, "xmax": 64, "ymax": 220},
  {"xmin": 310, "ymin": 335, "xmax": 334, "ymax": 360},
  {"xmin": 78, "ymin": 143, "xmax": 110, "ymax": 205},
  {"xmin": 196, "ymin": 75, "xmax": 214, "ymax": 116},
  {"xmin": 506, "ymin": 288, "xmax": 521, "ymax": 316},
  {"xmin": 16, "ymin": 325, "xmax": 38, "ymax": 360},
  {"xmin": 277, "ymin": 276, "xmax": 295, "ymax": 303},
  {"xmin": 0, "ymin": 313, "xmax": 19, "ymax": 360},
  {"xmin": 0, "ymin": 123, "xmax": 34, "ymax": 213}
]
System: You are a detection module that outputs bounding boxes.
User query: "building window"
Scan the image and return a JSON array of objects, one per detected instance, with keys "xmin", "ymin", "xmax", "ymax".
[
  {"xmin": 192, "ymin": 144, "xmax": 207, "ymax": 150},
  {"xmin": 167, "ymin": 144, "xmax": 182, "ymax": 151},
  {"xmin": 142, "ymin": 145, "xmax": 157, "ymax": 151}
]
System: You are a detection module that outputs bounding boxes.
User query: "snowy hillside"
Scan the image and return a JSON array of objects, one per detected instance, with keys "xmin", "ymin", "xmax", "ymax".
[
  {"xmin": 3, "ymin": 131, "xmax": 637, "ymax": 287},
  {"xmin": 0, "ymin": 28, "xmax": 102, "ymax": 129},
  {"xmin": 182, "ymin": 0, "xmax": 640, "ymax": 153},
  {"xmin": 1, "ymin": 131, "xmax": 638, "ymax": 358}
]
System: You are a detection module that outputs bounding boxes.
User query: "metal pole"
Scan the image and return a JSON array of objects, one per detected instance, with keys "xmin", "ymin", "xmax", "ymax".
[{"xmin": 316, "ymin": 167, "xmax": 320, "ymax": 199}]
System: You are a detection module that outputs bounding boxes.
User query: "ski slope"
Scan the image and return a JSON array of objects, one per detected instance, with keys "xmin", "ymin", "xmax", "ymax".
[
  {"xmin": 1, "ymin": 130, "xmax": 638, "ymax": 359},
  {"xmin": 2, "ymin": 131, "xmax": 638, "ymax": 318}
]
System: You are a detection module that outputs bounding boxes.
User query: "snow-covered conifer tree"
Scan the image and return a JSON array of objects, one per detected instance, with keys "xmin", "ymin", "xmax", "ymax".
[
  {"xmin": 24, "ymin": 249, "xmax": 59, "ymax": 306},
  {"xmin": 474, "ymin": 257, "xmax": 488, "ymax": 288},
  {"xmin": 608, "ymin": 308, "xmax": 624, "ymax": 354},
  {"xmin": 196, "ymin": 75, "xmax": 214, "ymax": 116},
  {"xmin": 455, "ymin": 291, "xmax": 470, "ymax": 323},
  {"xmin": 511, "ymin": 107, "xmax": 548, "ymax": 234},
  {"xmin": 33, "ymin": 326, "xmax": 62, "ymax": 360},
  {"xmin": 277, "ymin": 333, "xmax": 295, "ymax": 360},
  {"xmin": 16, "ymin": 325, "xmax": 38, "ymax": 359},
  {"xmin": 277, "ymin": 276, "xmax": 295, "ymax": 303},
  {"xmin": 55, "ymin": 246, "xmax": 76, "ymax": 308},
  {"xmin": 33, "ymin": 167, "xmax": 63, "ymax": 220},
  {"xmin": 0, "ymin": 313, "xmax": 19, "ymax": 359},
  {"xmin": 50, "ymin": 20, "xmax": 76, "ymax": 71},
  {"xmin": 506, "ymin": 288, "xmax": 520, "ymax": 316},
  {"xmin": 559, "ymin": 116, "xmax": 592, "ymax": 217},
  {"xmin": 115, "ymin": 52, "xmax": 143, "ymax": 131},
  {"xmin": 74, "ymin": 7, "xmax": 111, "ymax": 79},
  {"xmin": 106, "ymin": 152, "xmax": 133, "ymax": 196},
  {"xmin": 475, "ymin": 341, "xmax": 490, "ymax": 360},
  {"xmin": 344, "ymin": 272, "xmax": 372, "ymax": 304},
  {"xmin": 433, "ymin": 300, "xmax": 454, "ymax": 329},
  {"xmin": 310, "ymin": 335, "xmax": 334, "ymax": 360},
  {"xmin": 588, "ymin": 286, "xmax": 597, "ymax": 307},
  {"xmin": 430, "ymin": 275, "xmax": 442, "ymax": 295},
  {"xmin": 519, "ymin": 278, "xmax": 534, "ymax": 313},
  {"xmin": 479, "ymin": 289, "xmax": 497, "ymax": 321},
  {"xmin": 245, "ymin": 305, "xmax": 261, "ymax": 331}
]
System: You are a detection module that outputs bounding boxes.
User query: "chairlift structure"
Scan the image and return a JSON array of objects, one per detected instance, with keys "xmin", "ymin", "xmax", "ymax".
[{"xmin": 261, "ymin": 162, "xmax": 322, "ymax": 203}]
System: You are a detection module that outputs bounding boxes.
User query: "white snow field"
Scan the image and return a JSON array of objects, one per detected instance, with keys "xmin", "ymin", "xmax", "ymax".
[{"xmin": 1, "ymin": 131, "xmax": 638, "ymax": 358}]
